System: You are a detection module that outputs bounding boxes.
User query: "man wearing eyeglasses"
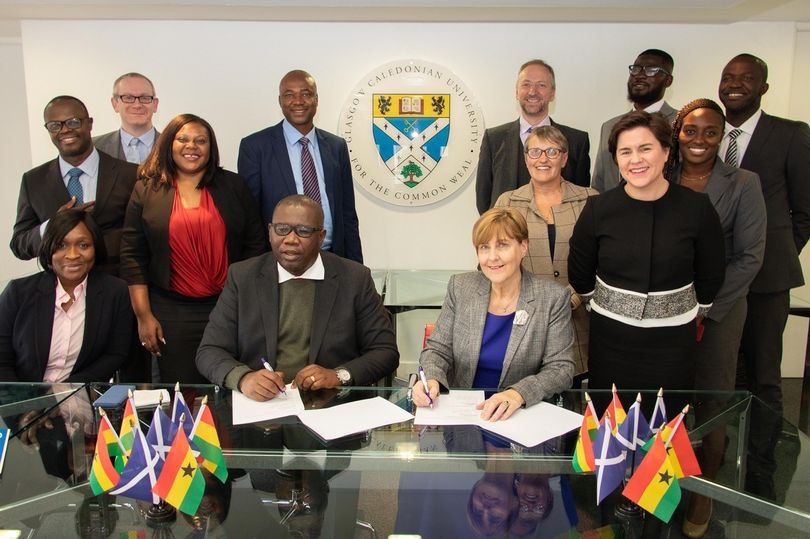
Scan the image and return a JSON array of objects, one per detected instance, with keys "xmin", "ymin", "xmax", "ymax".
[
  {"xmin": 591, "ymin": 49, "xmax": 677, "ymax": 193},
  {"xmin": 476, "ymin": 59, "xmax": 591, "ymax": 214},
  {"xmin": 196, "ymin": 195, "xmax": 398, "ymax": 400},
  {"xmin": 238, "ymin": 70, "xmax": 362, "ymax": 263},
  {"xmin": 93, "ymin": 73, "xmax": 160, "ymax": 164},
  {"xmin": 11, "ymin": 95, "xmax": 137, "ymax": 275}
]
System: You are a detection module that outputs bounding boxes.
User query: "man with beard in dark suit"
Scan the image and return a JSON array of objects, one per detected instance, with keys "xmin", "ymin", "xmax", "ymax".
[{"xmin": 476, "ymin": 59, "xmax": 591, "ymax": 213}]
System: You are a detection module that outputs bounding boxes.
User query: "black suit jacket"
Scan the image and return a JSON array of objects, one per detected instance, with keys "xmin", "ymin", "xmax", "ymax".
[
  {"xmin": 196, "ymin": 251, "xmax": 398, "ymax": 387},
  {"xmin": 475, "ymin": 118, "xmax": 591, "ymax": 214},
  {"xmin": 11, "ymin": 151, "xmax": 138, "ymax": 274},
  {"xmin": 119, "ymin": 168, "xmax": 268, "ymax": 290},
  {"xmin": 740, "ymin": 112, "xmax": 810, "ymax": 292},
  {"xmin": 0, "ymin": 271, "xmax": 133, "ymax": 382},
  {"xmin": 237, "ymin": 121, "xmax": 363, "ymax": 262}
]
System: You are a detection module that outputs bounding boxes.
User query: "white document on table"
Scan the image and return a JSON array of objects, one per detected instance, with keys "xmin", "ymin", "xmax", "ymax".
[
  {"xmin": 413, "ymin": 390, "xmax": 583, "ymax": 447},
  {"xmin": 413, "ymin": 390, "xmax": 485, "ymax": 425},
  {"xmin": 231, "ymin": 385, "xmax": 304, "ymax": 425},
  {"xmin": 298, "ymin": 396, "xmax": 414, "ymax": 441},
  {"xmin": 479, "ymin": 401, "xmax": 583, "ymax": 447}
]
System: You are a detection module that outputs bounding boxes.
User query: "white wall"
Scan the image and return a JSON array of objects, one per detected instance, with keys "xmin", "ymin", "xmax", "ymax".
[{"xmin": 7, "ymin": 19, "xmax": 799, "ymax": 283}]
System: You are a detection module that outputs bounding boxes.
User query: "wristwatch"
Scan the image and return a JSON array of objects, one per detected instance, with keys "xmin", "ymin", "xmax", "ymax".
[{"xmin": 335, "ymin": 368, "xmax": 352, "ymax": 386}]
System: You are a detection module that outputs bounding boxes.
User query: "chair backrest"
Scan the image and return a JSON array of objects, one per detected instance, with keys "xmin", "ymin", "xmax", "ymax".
[{"xmin": 422, "ymin": 324, "xmax": 435, "ymax": 349}]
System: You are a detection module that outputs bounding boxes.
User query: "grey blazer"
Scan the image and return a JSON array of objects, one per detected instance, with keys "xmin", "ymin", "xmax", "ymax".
[
  {"xmin": 420, "ymin": 271, "xmax": 574, "ymax": 407},
  {"xmin": 591, "ymin": 102, "xmax": 677, "ymax": 193},
  {"xmin": 672, "ymin": 159, "xmax": 766, "ymax": 322},
  {"xmin": 93, "ymin": 128, "xmax": 160, "ymax": 163}
]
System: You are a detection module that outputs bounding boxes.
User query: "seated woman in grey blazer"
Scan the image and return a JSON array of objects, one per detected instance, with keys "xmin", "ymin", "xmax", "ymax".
[
  {"xmin": 0, "ymin": 209, "xmax": 133, "ymax": 382},
  {"xmin": 413, "ymin": 208, "xmax": 575, "ymax": 421}
]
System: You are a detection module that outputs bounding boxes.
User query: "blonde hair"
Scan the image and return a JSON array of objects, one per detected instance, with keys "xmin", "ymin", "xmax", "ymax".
[{"xmin": 472, "ymin": 207, "xmax": 528, "ymax": 247}]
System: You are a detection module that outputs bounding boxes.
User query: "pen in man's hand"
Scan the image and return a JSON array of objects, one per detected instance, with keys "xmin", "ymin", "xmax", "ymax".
[{"xmin": 260, "ymin": 356, "xmax": 286, "ymax": 396}]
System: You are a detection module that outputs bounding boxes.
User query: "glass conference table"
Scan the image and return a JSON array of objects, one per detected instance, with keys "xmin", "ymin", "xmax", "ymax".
[{"xmin": 0, "ymin": 384, "xmax": 807, "ymax": 538}]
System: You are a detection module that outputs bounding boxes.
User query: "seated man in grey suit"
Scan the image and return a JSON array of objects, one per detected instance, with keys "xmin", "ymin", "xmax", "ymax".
[
  {"xmin": 476, "ymin": 59, "xmax": 591, "ymax": 213},
  {"xmin": 93, "ymin": 72, "xmax": 160, "ymax": 164},
  {"xmin": 592, "ymin": 49, "xmax": 677, "ymax": 193},
  {"xmin": 12, "ymin": 95, "xmax": 138, "ymax": 275},
  {"xmin": 196, "ymin": 195, "xmax": 398, "ymax": 401}
]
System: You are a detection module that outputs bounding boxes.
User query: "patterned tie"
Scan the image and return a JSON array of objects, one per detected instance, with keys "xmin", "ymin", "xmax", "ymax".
[
  {"xmin": 128, "ymin": 137, "xmax": 144, "ymax": 164},
  {"xmin": 67, "ymin": 167, "xmax": 84, "ymax": 205},
  {"xmin": 724, "ymin": 129, "xmax": 742, "ymax": 168},
  {"xmin": 299, "ymin": 137, "xmax": 321, "ymax": 203}
]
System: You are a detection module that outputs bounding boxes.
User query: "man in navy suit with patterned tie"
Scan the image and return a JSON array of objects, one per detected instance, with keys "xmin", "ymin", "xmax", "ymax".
[{"xmin": 238, "ymin": 70, "xmax": 363, "ymax": 263}]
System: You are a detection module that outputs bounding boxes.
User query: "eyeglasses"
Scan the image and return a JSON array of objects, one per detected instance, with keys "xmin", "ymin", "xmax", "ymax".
[
  {"xmin": 519, "ymin": 502, "xmax": 547, "ymax": 515},
  {"xmin": 628, "ymin": 65, "xmax": 670, "ymax": 77},
  {"xmin": 44, "ymin": 117, "xmax": 87, "ymax": 133},
  {"xmin": 116, "ymin": 95, "xmax": 156, "ymax": 104},
  {"xmin": 525, "ymin": 147, "xmax": 565, "ymax": 159},
  {"xmin": 270, "ymin": 223, "xmax": 323, "ymax": 238}
]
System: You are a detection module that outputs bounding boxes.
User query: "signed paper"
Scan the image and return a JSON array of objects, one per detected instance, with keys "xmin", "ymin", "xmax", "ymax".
[{"xmin": 231, "ymin": 385, "xmax": 304, "ymax": 425}]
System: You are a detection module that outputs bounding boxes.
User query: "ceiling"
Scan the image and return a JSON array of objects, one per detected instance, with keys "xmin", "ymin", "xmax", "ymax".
[{"xmin": 0, "ymin": 0, "xmax": 808, "ymax": 24}]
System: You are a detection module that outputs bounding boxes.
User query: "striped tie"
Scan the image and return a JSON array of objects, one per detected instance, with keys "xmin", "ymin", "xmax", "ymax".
[
  {"xmin": 67, "ymin": 167, "xmax": 84, "ymax": 204},
  {"xmin": 724, "ymin": 129, "xmax": 742, "ymax": 168},
  {"xmin": 299, "ymin": 137, "xmax": 321, "ymax": 203}
]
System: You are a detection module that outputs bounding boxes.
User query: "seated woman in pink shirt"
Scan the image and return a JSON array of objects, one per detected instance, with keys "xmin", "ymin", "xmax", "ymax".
[{"xmin": 0, "ymin": 209, "xmax": 133, "ymax": 382}]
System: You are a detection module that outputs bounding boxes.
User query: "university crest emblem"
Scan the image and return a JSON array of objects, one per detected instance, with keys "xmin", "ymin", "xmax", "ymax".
[
  {"xmin": 372, "ymin": 93, "xmax": 450, "ymax": 188},
  {"xmin": 340, "ymin": 59, "xmax": 484, "ymax": 206}
]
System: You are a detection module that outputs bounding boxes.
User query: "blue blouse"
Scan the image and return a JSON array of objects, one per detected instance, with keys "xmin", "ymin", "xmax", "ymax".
[{"xmin": 472, "ymin": 311, "xmax": 515, "ymax": 391}]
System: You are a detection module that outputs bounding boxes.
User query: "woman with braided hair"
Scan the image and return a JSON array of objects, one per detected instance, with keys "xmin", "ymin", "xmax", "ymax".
[{"xmin": 668, "ymin": 99, "xmax": 766, "ymax": 538}]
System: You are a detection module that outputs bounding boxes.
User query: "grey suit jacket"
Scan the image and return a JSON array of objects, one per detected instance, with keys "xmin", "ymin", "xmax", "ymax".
[
  {"xmin": 591, "ymin": 102, "xmax": 677, "ymax": 193},
  {"xmin": 11, "ymin": 150, "xmax": 138, "ymax": 274},
  {"xmin": 196, "ymin": 251, "xmax": 398, "ymax": 387},
  {"xmin": 475, "ymin": 118, "xmax": 591, "ymax": 214},
  {"xmin": 420, "ymin": 271, "xmax": 574, "ymax": 407},
  {"xmin": 93, "ymin": 128, "xmax": 160, "ymax": 163},
  {"xmin": 672, "ymin": 159, "xmax": 766, "ymax": 321},
  {"xmin": 738, "ymin": 112, "xmax": 810, "ymax": 292}
]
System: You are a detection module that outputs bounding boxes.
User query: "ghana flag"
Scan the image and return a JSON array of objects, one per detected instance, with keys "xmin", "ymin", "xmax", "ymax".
[
  {"xmin": 659, "ymin": 407, "xmax": 701, "ymax": 478},
  {"xmin": 152, "ymin": 426, "xmax": 204, "ymax": 515},
  {"xmin": 572, "ymin": 393, "xmax": 599, "ymax": 473},
  {"xmin": 89, "ymin": 414, "xmax": 121, "ymax": 495},
  {"xmin": 190, "ymin": 396, "xmax": 228, "ymax": 483},
  {"xmin": 622, "ymin": 434, "xmax": 681, "ymax": 522}
]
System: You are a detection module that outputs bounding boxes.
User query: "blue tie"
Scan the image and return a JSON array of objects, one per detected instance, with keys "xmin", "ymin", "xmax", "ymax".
[{"xmin": 67, "ymin": 168, "xmax": 84, "ymax": 205}]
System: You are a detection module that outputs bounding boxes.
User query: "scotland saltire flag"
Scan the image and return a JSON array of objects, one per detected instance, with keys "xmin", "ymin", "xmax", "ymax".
[
  {"xmin": 146, "ymin": 405, "xmax": 177, "ymax": 462},
  {"xmin": 110, "ymin": 424, "xmax": 163, "ymax": 503},
  {"xmin": 594, "ymin": 413, "xmax": 626, "ymax": 504},
  {"xmin": 171, "ymin": 382, "xmax": 193, "ymax": 438}
]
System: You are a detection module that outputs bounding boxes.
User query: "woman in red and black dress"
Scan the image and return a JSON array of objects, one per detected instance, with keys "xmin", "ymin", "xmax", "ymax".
[{"xmin": 121, "ymin": 114, "xmax": 267, "ymax": 383}]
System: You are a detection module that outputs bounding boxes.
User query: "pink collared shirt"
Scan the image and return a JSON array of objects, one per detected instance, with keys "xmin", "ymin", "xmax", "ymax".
[{"xmin": 43, "ymin": 276, "xmax": 88, "ymax": 382}]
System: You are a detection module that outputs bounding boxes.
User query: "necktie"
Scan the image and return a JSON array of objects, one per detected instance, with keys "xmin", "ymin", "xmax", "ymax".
[
  {"xmin": 724, "ymin": 129, "xmax": 742, "ymax": 168},
  {"xmin": 128, "ymin": 137, "xmax": 143, "ymax": 164},
  {"xmin": 299, "ymin": 137, "xmax": 321, "ymax": 203},
  {"xmin": 67, "ymin": 167, "xmax": 84, "ymax": 205}
]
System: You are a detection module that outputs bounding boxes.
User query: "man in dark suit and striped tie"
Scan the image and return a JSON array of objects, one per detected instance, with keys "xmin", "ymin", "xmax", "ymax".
[{"xmin": 719, "ymin": 53, "xmax": 810, "ymax": 499}]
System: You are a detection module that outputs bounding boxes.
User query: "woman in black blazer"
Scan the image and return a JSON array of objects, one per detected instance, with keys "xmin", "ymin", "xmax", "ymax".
[
  {"xmin": 0, "ymin": 209, "xmax": 133, "ymax": 382},
  {"xmin": 120, "ymin": 114, "xmax": 267, "ymax": 384}
]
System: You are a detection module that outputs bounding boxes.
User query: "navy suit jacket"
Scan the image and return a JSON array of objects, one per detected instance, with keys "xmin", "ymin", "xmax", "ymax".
[
  {"xmin": 739, "ymin": 112, "xmax": 810, "ymax": 292},
  {"xmin": 0, "ymin": 271, "xmax": 133, "ymax": 382},
  {"xmin": 237, "ymin": 121, "xmax": 363, "ymax": 262},
  {"xmin": 11, "ymin": 151, "xmax": 138, "ymax": 275}
]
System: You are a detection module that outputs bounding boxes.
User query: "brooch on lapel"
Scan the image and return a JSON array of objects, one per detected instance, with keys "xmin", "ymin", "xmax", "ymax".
[{"xmin": 513, "ymin": 310, "xmax": 529, "ymax": 326}]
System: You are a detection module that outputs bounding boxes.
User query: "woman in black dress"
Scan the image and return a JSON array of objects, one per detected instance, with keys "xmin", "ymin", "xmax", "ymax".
[{"xmin": 568, "ymin": 111, "xmax": 725, "ymax": 413}]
